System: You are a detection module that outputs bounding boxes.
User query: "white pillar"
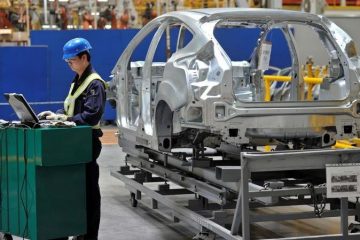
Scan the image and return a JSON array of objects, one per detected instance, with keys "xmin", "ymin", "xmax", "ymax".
[
  {"xmin": 25, "ymin": 0, "xmax": 30, "ymax": 45},
  {"xmin": 94, "ymin": 0, "xmax": 97, "ymax": 29},
  {"xmin": 236, "ymin": 0, "xmax": 249, "ymax": 8},
  {"xmin": 43, "ymin": 0, "xmax": 48, "ymax": 24},
  {"xmin": 267, "ymin": 0, "xmax": 282, "ymax": 9}
]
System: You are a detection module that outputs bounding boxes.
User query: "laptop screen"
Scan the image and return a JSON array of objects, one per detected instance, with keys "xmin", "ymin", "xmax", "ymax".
[{"xmin": 4, "ymin": 93, "xmax": 39, "ymax": 123}]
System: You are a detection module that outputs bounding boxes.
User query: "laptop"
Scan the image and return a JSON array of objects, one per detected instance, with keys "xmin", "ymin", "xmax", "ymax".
[{"xmin": 4, "ymin": 93, "xmax": 40, "ymax": 126}]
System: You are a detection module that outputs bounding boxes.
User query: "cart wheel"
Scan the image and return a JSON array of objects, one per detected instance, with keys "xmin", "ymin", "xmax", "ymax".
[
  {"xmin": 1, "ymin": 234, "xmax": 13, "ymax": 240},
  {"xmin": 130, "ymin": 193, "xmax": 138, "ymax": 207},
  {"xmin": 349, "ymin": 223, "xmax": 360, "ymax": 233},
  {"xmin": 193, "ymin": 232, "xmax": 215, "ymax": 240}
]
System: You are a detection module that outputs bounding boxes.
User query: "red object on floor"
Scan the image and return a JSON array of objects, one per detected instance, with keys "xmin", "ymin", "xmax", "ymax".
[{"xmin": 282, "ymin": 0, "xmax": 345, "ymax": 5}]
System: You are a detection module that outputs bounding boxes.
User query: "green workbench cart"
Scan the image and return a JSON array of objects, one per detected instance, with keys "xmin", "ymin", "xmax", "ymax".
[{"xmin": 0, "ymin": 126, "xmax": 92, "ymax": 240}]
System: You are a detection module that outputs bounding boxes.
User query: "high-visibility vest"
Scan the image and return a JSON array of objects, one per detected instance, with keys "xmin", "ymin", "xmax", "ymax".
[{"xmin": 64, "ymin": 72, "xmax": 106, "ymax": 129}]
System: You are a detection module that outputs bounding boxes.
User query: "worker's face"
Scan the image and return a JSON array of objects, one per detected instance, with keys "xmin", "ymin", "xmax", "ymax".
[{"xmin": 65, "ymin": 54, "xmax": 88, "ymax": 73}]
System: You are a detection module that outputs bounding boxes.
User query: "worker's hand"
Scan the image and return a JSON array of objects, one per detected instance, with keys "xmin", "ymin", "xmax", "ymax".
[
  {"xmin": 46, "ymin": 113, "xmax": 68, "ymax": 121},
  {"xmin": 37, "ymin": 111, "xmax": 54, "ymax": 120}
]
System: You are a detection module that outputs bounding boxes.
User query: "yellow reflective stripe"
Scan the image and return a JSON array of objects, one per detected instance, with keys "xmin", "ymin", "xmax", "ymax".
[
  {"xmin": 64, "ymin": 83, "xmax": 75, "ymax": 116},
  {"xmin": 92, "ymin": 122, "xmax": 101, "ymax": 129},
  {"xmin": 64, "ymin": 73, "xmax": 106, "ymax": 119}
]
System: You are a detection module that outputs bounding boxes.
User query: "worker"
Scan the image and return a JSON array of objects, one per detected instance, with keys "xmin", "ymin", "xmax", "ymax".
[
  {"xmin": 38, "ymin": 38, "xmax": 106, "ymax": 240},
  {"xmin": 82, "ymin": 10, "xmax": 94, "ymax": 29}
]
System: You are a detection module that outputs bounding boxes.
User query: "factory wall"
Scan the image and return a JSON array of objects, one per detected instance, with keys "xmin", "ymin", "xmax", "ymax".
[
  {"xmin": 0, "ymin": 46, "xmax": 49, "ymax": 120},
  {"xmin": 0, "ymin": 30, "xmax": 139, "ymax": 121}
]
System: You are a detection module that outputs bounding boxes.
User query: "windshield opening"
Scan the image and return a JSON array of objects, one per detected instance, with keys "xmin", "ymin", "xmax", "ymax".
[{"xmin": 213, "ymin": 20, "xmax": 348, "ymax": 102}]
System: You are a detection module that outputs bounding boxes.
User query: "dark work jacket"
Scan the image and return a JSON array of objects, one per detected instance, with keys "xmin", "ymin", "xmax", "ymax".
[{"xmin": 58, "ymin": 64, "xmax": 106, "ymax": 138}]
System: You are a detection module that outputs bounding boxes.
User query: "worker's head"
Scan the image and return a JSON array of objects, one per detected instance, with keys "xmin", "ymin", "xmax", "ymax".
[{"xmin": 63, "ymin": 37, "xmax": 92, "ymax": 73}]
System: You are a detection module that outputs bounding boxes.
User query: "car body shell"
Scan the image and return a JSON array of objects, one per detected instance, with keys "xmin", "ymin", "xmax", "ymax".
[{"xmin": 108, "ymin": 8, "xmax": 360, "ymax": 152}]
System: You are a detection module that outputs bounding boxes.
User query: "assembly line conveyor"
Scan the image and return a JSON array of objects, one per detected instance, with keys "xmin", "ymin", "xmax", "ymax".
[{"xmin": 111, "ymin": 147, "xmax": 360, "ymax": 240}]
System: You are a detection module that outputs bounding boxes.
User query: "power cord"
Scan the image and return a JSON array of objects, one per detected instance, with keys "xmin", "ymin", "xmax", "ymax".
[
  {"xmin": 0, "ymin": 127, "xmax": 6, "ymax": 221},
  {"xmin": 20, "ymin": 128, "xmax": 29, "ymax": 239},
  {"xmin": 0, "ymin": 125, "xmax": 31, "ymax": 239},
  {"xmin": 307, "ymin": 183, "xmax": 326, "ymax": 217}
]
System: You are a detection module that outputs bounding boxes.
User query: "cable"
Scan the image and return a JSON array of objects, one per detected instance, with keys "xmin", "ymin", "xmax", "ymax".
[
  {"xmin": 0, "ymin": 124, "xmax": 33, "ymax": 239},
  {"xmin": 12, "ymin": 123, "xmax": 31, "ymax": 129},
  {"xmin": 0, "ymin": 123, "xmax": 40, "ymax": 239},
  {"xmin": 20, "ymin": 128, "xmax": 29, "ymax": 239},
  {"xmin": 307, "ymin": 183, "xmax": 326, "ymax": 217},
  {"xmin": 0, "ymin": 127, "xmax": 5, "ymax": 220}
]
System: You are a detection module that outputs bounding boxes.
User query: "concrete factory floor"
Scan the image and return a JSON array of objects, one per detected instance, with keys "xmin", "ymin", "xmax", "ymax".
[{"xmin": 11, "ymin": 127, "xmax": 357, "ymax": 239}]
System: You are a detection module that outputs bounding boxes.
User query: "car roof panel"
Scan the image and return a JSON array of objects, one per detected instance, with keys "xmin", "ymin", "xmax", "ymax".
[{"xmin": 166, "ymin": 8, "xmax": 321, "ymax": 24}]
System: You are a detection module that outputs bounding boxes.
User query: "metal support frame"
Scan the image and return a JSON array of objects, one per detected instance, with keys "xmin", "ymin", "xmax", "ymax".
[
  {"xmin": 126, "ymin": 155, "xmax": 227, "ymax": 205},
  {"xmin": 113, "ymin": 148, "xmax": 360, "ymax": 239},
  {"xmin": 238, "ymin": 148, "xmax": 360, "ymax": 239},
  {"xmin": 110, "ymin": 170, "xmax": 242, "ymax": 240}
]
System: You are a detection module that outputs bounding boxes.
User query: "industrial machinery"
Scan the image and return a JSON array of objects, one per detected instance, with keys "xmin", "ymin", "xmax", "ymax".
[{"xmin": 109, "ymin": 9, "xmax": 360, "ymax": 239}]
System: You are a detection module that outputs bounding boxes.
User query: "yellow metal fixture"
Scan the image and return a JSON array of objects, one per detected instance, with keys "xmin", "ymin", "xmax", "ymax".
[
  {"xmin": 263, "ymin": 75, "xmax": 292, "ymax": 101},
  {"xmin": 333, "ymin": 141, "xmax": 354, "ymax": 149},
  {"xmin": 333, "ymin": 138, "xmax": 360, "ymax": 149},
  {"xmin": 350, "ymin": 138, "xmax": 360, "ymax": 147},
  {"xmin": 304, "ymin": 77, "xmax": 323, "ymax": 100},
  {"xmin": 303, "ymin": 59, "xmax": 328, "ymax": 101}
]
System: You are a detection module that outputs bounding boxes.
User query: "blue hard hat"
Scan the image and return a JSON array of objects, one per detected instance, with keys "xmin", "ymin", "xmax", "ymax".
[{"xmin": 63, "ymin": 38, "xmax": 92, "ymax": 60}]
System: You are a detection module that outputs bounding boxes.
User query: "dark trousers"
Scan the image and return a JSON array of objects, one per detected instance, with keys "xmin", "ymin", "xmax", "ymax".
[{"xmin": 85, "ymin": 136, "xmax": 102, "ymax": 240}]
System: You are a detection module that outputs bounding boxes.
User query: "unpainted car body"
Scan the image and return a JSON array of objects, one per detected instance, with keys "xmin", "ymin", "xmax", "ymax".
[{"xmin": 109, "ymin": 8, "xmax": 360, "ymax": 154}]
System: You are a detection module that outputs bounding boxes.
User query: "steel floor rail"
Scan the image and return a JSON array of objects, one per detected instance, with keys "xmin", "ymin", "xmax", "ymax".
[{"xmin": 110, "ymin": 170, "xmax": 242, "ymax": 240}]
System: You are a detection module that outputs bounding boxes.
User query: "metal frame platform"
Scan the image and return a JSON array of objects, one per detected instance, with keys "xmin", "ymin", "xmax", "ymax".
[{"xmin": 111, "ymin": 148, "xmax": 360, "ymax": 239}]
